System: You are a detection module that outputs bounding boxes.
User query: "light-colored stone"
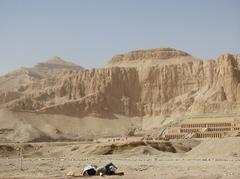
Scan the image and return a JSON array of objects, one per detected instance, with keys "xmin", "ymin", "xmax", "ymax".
[
  {"xmin": 0, "ymin": 48, "xmax": 239, "ymax": 142},
  {"xmin": 66, "ymin": 171, "xmax": 75, "ymax": 176},
  {"xmin": 1, "ymin": 49, "xmax": 239, "ymax": 117}
]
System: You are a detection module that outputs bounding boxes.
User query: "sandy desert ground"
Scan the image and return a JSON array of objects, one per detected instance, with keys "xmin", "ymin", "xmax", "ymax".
[{"xmin": 1, "ymin": 137, "xmax": 240, "ymax": 179}]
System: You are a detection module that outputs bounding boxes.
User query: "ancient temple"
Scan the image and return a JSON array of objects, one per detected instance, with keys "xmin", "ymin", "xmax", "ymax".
[{"xmin": 163, "ymin": 117, "xmax": 240, "ymax": 139}]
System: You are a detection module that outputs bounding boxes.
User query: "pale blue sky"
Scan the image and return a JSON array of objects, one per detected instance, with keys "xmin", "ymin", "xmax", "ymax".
[{"xmin": 0, "ymin": 0, "xmax": 239, "ymax": 74}]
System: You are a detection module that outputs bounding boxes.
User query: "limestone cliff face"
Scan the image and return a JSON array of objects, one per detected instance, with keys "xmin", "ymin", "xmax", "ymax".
[
  {"xmin": 1, "ymin": 49, "xmax": 240, "ymax": 117},
  {"xmin": 6, "ymin": 68, "xmax": 140, "ymax": 117},
  {"xmin": 137, "ymin": 54, "xmax": 240, "ymax": 115}
]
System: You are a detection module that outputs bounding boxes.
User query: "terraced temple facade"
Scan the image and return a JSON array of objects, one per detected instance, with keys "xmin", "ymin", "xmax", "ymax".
[{"xmin": 164, "ymin": 117, "xmax": 240, "ymax": 139}]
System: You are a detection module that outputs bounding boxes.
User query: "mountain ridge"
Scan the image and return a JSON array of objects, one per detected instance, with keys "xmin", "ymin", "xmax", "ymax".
[
  {"xmin": 106, "ymin": 48, "xmax": 197, "ymax": 68},
  {"xmin": 0, "ymin": 48, "xmax": 240, "ymax": 142},
  {"xmin": 0, "ymin": 57, "xmax": 83, "ymax": 93},
  {"xmin": 0, "ymin": 49, "xmax": 239, "ymax": 118}
]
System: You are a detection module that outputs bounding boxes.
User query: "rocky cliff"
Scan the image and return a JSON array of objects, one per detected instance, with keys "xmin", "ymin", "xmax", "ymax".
[{"xmin": 1, "ymin": 48, "xmax": 240, "ymax": 118}]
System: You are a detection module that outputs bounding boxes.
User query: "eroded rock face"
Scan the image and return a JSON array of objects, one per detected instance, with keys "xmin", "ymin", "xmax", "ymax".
[{"xmin": 1, "ymin": 49, "xmax": 240, "ymax": 117}]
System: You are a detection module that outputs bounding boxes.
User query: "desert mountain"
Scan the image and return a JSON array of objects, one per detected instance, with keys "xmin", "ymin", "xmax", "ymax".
[
  {"xmin": 34, "ymin": 56, "xmax": 83, "ymax": 76},
  {"xmin": 0, "ymin": 57, "xmax": 83, "ymax": 92},
  {"xmin": 0, "ymin": 48, "xmax": 239, "ymax": 117},
  {"xmin": 0, "ymin": 48, "xmax": 240, "ymax": 142},
  {"xmin": 38, "ymin": 56, "xmax": 78, "ymax": 66}
]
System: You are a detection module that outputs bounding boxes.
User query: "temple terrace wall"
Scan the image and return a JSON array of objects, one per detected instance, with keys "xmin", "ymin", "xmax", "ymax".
[{"xmin": 163, "ymin": 118, "xmax": 240, "ymax": 139}]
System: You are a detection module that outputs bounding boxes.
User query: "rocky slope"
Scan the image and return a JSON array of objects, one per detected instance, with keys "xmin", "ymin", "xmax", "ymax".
[
  {"xmin": 34, "ymin": 56, "xmax": 84, "ymax": 76},
  {"xmin": 1, "ymin": 48, "xmax": 239, "ymax": 118},
  {"xmin": 0, "ymin": 56, "xmax": 83, "ymax": 93},
  {"xmin": 0, "ymin": 57, "xmax": 83, "ymax": 106}
]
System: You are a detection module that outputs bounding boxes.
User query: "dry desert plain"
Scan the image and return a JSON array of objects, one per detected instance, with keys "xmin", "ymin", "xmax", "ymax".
[{"xmin": 0, "ymin": 137, "xmax": 240, "ymax": 179}]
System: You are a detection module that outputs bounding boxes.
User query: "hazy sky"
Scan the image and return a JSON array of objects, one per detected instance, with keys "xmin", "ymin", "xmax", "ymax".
[{"xmin": 0, "ymin": 0, "xmax": 240, "ymax": 74}]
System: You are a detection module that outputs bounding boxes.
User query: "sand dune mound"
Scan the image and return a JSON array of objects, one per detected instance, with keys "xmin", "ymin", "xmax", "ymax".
[
  {"xmin": 90, "ymin": 141, "xmax": 192, "ymax": 155},
  {"xmin": 0, "ymin": 140, "xmax": 195, "ymax": 159},
  {"xmin": 0, "ymin": 110, "xmax": 142, "ymax": 143},
  {"xmin": 0, "ymin": 145, "xmax": 16, "ymax": 157},
  {"xmin": 0, "ymin": 143, "xmax": 38, "ymax": 158},
  {"xmin": 187, "ymin": 138, "xmax": 240, "ymax": 158}
]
